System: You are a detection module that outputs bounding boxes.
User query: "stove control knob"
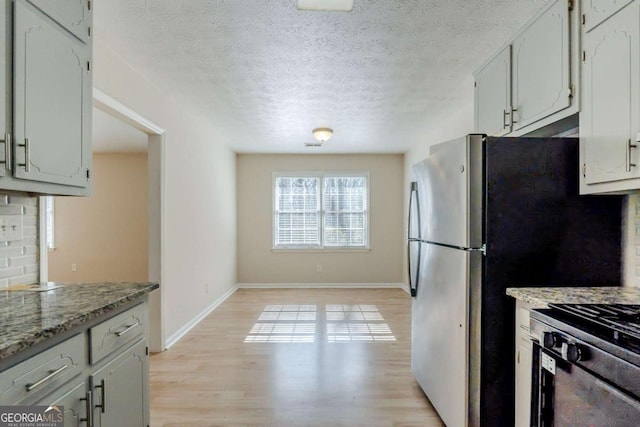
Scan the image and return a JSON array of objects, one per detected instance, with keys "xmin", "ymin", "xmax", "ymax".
[
  {"xmin": 543, "ymin": 332, "xmax": 561, "ymax": 349},
  {"xmin": 562, "ymin": 342, "xmax": 586, "ymax": 363}
]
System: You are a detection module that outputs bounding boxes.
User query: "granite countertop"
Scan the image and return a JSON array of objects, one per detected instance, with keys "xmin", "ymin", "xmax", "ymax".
[
  {"xmin": 506, "ymin": 286, "xmax": 640, "ymax": 307},
  {"xmin": 0, "ymin": 282, "xmax": 159, "ymax": 361}
]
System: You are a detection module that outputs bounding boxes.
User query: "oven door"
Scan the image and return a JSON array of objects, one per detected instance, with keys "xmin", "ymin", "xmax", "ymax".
[{"xmin": 534, "ymin": 343, "xmax": 640, "ymax": 426}]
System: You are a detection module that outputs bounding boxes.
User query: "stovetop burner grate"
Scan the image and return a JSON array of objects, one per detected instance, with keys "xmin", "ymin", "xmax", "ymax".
[{"xmin": 548, "ymin": 304, "xmax": 640, "ymax": 341}]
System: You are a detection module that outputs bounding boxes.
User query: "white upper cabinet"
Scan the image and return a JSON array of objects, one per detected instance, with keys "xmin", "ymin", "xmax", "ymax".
[
  {"xmin": 0, "ymin": 0, "xmax": 92, "ymax": 196},
  {"xmin": 475, "ymin": 46, "xmax": 512, "ymax": 136},
  {"xmin": 27, "ymin": 0, "xmax": 91, "ymax": 43},
  {"xmin": 580, "ymin": 0, "xmax": 640, "ymax": 193},
  {"xmin": 583, "ymin": 0, "xmax": 634, "ymax": 31},
  {"xmin": 512, "ymin": 0, "xmax": 571, "ymax": 131},
  {"xmin": 0, "ymin": 2, "xmax": 10, "ymax": 178},
  {"xmin": 13, "ymin": 1, "xmax": 91, "ymax": 189},
  {"xmin": 474, "ymin": 0, "xmax": 578, "ymax": 136}
]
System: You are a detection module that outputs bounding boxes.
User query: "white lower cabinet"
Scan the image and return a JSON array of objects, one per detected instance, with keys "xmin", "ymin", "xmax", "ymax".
[
  {"xmin": 90, "ymin": 340, "xmax": 148, "ymax": 427},
  {"xmin": 0, "ymin": 302, "xmax": 149, "ymax": 427},
  {"xmin": 514, "ymin": 300, "xmax": 535, "ymax": 427},
  {"xmin": 37, "ymin": 381, "xmax": 88, "ymax": 427}
]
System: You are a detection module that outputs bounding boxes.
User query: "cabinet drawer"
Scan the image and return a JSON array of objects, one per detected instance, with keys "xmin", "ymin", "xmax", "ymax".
[
  {"xmin": 0, "ymin": 334, "xmax": 85, "ymax": 405},
  {"xmin": 90, "ymin": 304, "xmax": 145, "ymax": 365}
]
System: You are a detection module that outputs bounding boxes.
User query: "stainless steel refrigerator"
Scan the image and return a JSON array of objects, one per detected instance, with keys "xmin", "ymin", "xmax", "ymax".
[{"xmin": 407, "ymin": 134, "xmax": 622, "ymax": 427}]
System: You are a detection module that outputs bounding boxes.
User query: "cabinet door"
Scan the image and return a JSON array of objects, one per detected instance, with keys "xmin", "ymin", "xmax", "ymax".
[
  {"xmin": 582, "ymin": 1, "xmax": 640, "ymax": 185},
  {"xmin": 583, "ymin": 0, "xmax": 634, "ymax": 31},
  {"xmin": 27, "ymin": 0, "xmax": 91, "ymax": 43},
  {"xmin": 37, "ymin": 381, "xmax": 87, "ymax": 427},
  {"xmin": 13, "ymin": 0, "xmax": 91, "ymax": 189},
  {"xmin": 512, "ymin": 0, "xmax": 571, "ymax": 131},
  {"xmin": 474, "ymin": 45, "xmax": 512, "ymax": 136},
  {"xmin": 91, "ymin": 340, "xmax": 148, "ymax": 427},
  {"xmin": 0, "ymin": 1, "xmax": 10, "ymax": 177},
  {"xmin": 515, "ymin": 339, "xmax": 533, "ymax": 427},
  {"xmin": 514, "ymin": 302, "xmax": 533, "ymax": 427}
]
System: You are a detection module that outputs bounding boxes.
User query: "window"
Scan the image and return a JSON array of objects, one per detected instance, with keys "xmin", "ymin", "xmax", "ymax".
[
  {"xmin": 273, "ymin": 173, "xmax": 368, "ymax": 249},
  {"xmin": 43, "ymin": 196, "xmax": 55, "ymax": 250}
]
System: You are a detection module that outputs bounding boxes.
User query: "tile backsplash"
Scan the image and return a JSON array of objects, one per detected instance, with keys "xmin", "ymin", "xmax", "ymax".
[{"xmin": 0, "ymin": 195, "xmax": 38, "ymax": 289}]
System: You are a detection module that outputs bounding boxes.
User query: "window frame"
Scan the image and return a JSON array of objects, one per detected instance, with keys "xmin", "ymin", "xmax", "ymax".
[{"xmin": 272, "ymin": 171, "xmax": 370, "ymax": 251}]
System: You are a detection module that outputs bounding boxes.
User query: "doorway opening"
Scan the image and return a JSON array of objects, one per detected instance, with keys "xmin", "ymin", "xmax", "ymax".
[{"xmin": 39, "ymin": 89, "xmax": 167, "ymax": 352}]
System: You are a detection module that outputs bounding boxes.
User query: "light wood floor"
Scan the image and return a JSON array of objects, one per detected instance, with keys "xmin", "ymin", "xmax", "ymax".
[{"xmin": 150, "ymin": 288, "xmax": 445, "ymax": 427}]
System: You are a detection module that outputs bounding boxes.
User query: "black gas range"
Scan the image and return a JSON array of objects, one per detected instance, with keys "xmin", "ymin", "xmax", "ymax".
[{"xmin": 529, "ymin": 304, "xmax": 640, "ymax": 426}]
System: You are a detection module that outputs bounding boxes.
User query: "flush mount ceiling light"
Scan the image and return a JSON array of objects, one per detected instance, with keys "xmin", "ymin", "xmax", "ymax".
[
  {"xmin": 312, "ymin": 127, "xmax": 333, "ymax": 143},
  {"xmin": 296, "ymin": 0, "xmax": 353, "ymax": 12}
]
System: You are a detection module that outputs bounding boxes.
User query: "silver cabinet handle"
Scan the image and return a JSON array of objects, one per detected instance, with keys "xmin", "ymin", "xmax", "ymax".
[
  {"xmin": 94, "ymin": 379, "xmax": 106, "ymax": 413},
  {"xmin": 511, "ymin": 106, "xmax": 518, "ymax": 124},
  {"xmin": 0, "ymin": 133, "xmax": 11, "ymax": 171},
  {"xmin": 115, "ymin": 322, "xmax": 139, "ymax": 337},
  {"xmin": 502, "ymin": 109, "xmax": 510, "ymax": 129},
  {"xmin": 627, "ymin": 138, "xmax": 637, "ymax": 172},
  {"xmin": 18, "ymin": 138, "xmax": 30, "ymax": 172},
  {"xmin": 80, "ymin": 390, "xmax": 93, "ymax": 427},
  {"xmin": 25, "ymin": 365, "xmax": 68, "ymax": 392}
]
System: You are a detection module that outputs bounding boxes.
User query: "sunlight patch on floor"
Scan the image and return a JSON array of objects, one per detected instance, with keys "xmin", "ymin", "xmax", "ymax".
[{"xmin": 244, "ymin": 303, "xmax": 395, "ymax": 343}]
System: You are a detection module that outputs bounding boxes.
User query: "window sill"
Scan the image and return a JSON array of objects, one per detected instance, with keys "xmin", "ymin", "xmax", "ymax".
[{"xmin": 271, "ymin": 247, "xmax": 371, "ymax": 253}]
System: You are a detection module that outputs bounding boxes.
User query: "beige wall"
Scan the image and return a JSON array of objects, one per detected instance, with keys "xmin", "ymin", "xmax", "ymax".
[
  {"xmin": 94, "ymin": 40, "xmax": 237, "ymax": 342},
  {"xmin": 49, "ymin": 153, "xmax": 148, "ymax": 282},
  {"xmin": 237, "ymin": 154, "xmax": 404, "ymax": 284}
]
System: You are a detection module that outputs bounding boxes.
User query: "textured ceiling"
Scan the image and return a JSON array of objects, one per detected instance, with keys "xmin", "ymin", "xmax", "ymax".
[{"xmin": 94, "ymin": 0, "xmax": 548, "ymax": 153}]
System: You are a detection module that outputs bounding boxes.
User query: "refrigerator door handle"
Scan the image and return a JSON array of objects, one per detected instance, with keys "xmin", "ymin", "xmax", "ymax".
[
  {"xmin": 408, "ymin": 182, "xmax": 421, "ymax": 297},
  {"xmin": 407, "ymin": 239, "xmax": 421, "ymax": 297},
  {"xmin": 420, "ymin": 240, "xmax": 486, "ymax": 255}
]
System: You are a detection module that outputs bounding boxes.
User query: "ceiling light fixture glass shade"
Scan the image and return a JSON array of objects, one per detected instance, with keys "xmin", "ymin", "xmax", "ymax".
[
  {"xmin": 312, "ymin": 128, "xmax": 333, "ymax": 143},
  {"xmin": 296, "ymin": 0, "xmax": 353, "ymax": 12}
]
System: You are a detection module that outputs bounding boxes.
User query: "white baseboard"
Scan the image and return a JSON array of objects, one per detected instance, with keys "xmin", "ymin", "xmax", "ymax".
[
  {"xmin": 165, "ymin": 285, "xmax": 238, "ymax": 349},
  {"xmin": 237, "ymin": 282, "xmax": 409, "ymax": 292}
]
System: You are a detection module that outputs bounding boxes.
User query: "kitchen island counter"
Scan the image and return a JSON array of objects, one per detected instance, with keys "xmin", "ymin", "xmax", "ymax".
[
  {"xmin": 0, "ymin": 282, "xmax": 158, "ymax": 363},
  {"xmin": 506, "ymin": 286, "xmax": 640, "ymax": 308}
]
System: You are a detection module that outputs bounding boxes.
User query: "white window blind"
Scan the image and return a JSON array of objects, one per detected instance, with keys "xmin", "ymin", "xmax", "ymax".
[
  {"xmin": 44, "ymin": 196, "xmax": 55, "ymax": 250},
  {"xmin": 323, "ymin": 176, "xmax": 367, "ymax": 247},
  {"xmin": 274, "ymin": 173, "xmax": 368, "ymax": 249},
  {"xmin": 274, "ymin": 177, "xmax": 321, "ymax": 247}
]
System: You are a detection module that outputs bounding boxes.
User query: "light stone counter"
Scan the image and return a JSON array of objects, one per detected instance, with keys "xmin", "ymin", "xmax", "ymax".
[
  {"xmin": 0, "ymin": 282, "xmax": 158, "ymax": 361},
  {"xmin": 506, "ymin": 286, "xmax": 640, "ymax": 308}
]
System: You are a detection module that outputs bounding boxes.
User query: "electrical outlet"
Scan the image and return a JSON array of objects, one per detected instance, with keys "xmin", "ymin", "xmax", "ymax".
[
  {"xmin": 316, "ymin": 263, "xmax": 322, "ymax": 272},
  {"xmin": 0, "ymin": 206, "xmax": 23, "ymax": 242},
  {"xmin": 71, "ymin": 263, "xmax": 78, "ymax": 272}
]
